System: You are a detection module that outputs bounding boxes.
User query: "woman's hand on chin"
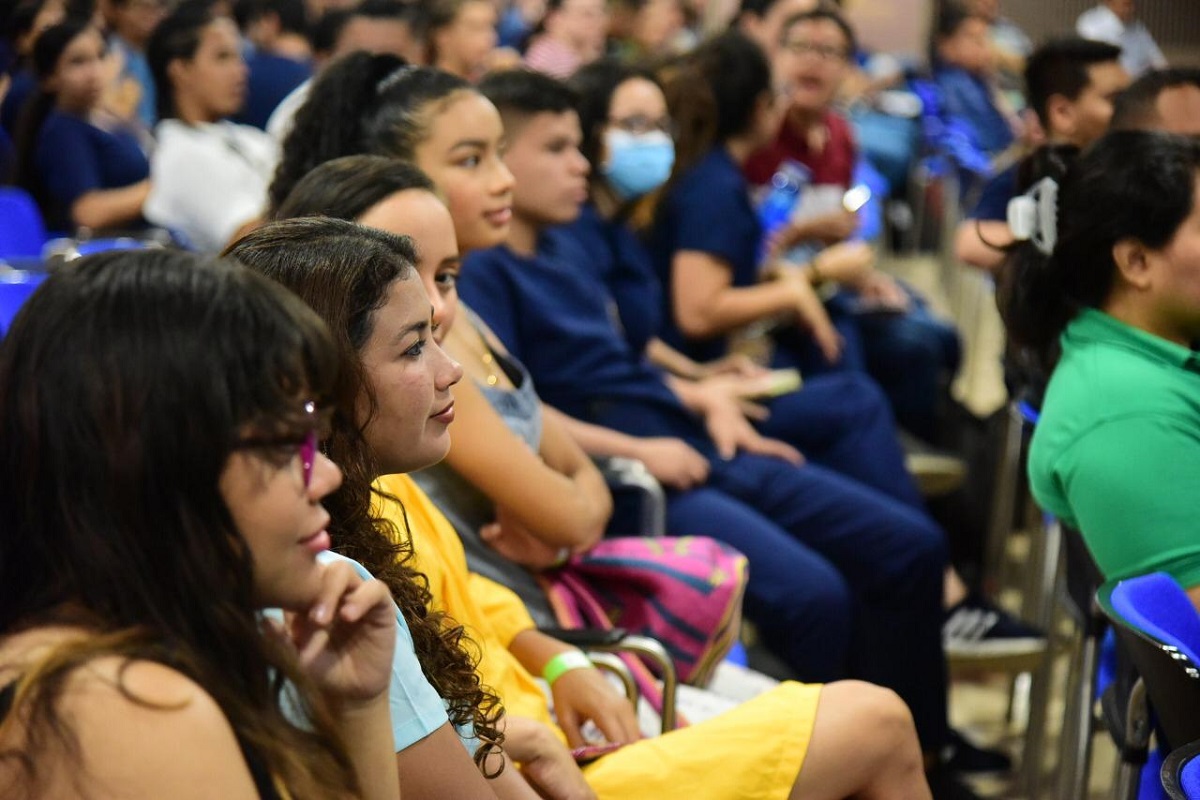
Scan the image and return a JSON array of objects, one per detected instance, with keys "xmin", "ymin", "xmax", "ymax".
[{"xmin": 279, "ymin": 559, "xmax": 396, "ymax": 707}]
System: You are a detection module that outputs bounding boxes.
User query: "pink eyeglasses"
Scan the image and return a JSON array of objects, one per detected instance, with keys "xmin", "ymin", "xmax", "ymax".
[{"xmin": 236, "ymin": 401, "xmax": 324, "ymax": 488}]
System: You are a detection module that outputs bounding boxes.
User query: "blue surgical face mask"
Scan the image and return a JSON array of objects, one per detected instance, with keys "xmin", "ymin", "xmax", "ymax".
[{"xmin": 602, "ymin": 129, "xmax": 675, "ymax": 201}]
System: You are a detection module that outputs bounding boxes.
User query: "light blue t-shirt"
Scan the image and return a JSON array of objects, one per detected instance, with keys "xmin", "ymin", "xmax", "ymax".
[{"xmin": 271, "ymin": 551, "xmax": 476, "ymax": 754}]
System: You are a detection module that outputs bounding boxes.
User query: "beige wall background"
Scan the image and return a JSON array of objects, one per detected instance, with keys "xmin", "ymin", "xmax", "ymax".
[
  {"xmin": 842, "ymin": 0, "xmax": 1198, "ymax": 67},
  {"xmin": 1002, "ymin": 0, "xmax": 1198, "ymax": 63}
]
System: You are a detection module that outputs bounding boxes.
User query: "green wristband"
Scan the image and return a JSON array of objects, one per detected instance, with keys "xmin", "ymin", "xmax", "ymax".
[{"xmin": 542, "ymin": 650, "xmax": 592, "ymax": 686}]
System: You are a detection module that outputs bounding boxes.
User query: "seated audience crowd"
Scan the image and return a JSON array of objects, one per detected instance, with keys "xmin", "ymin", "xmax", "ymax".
[{"xmin": 0, "ymin": 0, "xmax": 1195, "ymax": 798}]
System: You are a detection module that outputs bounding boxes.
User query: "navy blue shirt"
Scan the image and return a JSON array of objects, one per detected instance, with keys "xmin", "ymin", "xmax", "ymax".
[
  {"xmin": 235, "ymin": 52, "xmax": 312, "ymax": 131},
  {"xmin": 35, "ymin": 110, "xmax": 149, "ymax": 230},
  {"xmin": 558, "ymin": 203, "xmax": 663, "ymax": 354},
  {"xmin": 0, "ymin": 71, "xmax": 36, "ymax": 135},
  {"xmin": 649, "ymin": 146, "xmax": 761, "ymax": 363},
  {"xmin": 967, "ymin": 165, "xmax": 1016, "ymax": 221},
  {"xmin": 459, "ymin": 230, "xmax": 715, "ymax": 454},
  {"xmin": 0, "ymin": 125, "xmax": 12, "ymax": 183}
]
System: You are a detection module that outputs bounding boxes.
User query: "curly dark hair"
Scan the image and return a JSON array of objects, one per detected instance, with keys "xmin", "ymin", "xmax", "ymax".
[
  {"xmin": 224, "ymin": 217, "xmax": 506, "ymax": 775},
  {"xmin": 0, "ymin": 249, "xmax": 359, "ymax": 797},
  {"xmin": 267, "ymin": 53, "xmax": 474, "ymax": 215}
]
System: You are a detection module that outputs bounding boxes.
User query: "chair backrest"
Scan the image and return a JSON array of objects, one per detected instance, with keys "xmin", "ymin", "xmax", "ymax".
[
  {"xmin": 0, "ymin": 188, "xmax": 49, "ymax": 260},
  {"xmin": 1099, "ymin": 573, "xmax": 1200, "ymax": 751},
  {"xmin": 1064, "ymin": 524, "xmax": 1107, "ymax": 634}
]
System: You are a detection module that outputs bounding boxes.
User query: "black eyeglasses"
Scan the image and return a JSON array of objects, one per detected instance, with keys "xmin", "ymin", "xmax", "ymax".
[
  {"xmin": 608, "ymin": 114, "xmax": 676, "ymax": 137},
  {"xmin": 781, "ymin": 40, "xmax": 848, "ymax": 62},
  {"xmin": 235, "ymin": 401, "xmax": 325, "ymax": 489}
]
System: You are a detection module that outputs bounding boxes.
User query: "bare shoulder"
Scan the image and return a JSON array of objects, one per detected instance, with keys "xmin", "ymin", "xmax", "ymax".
[{"xmin": 42, "ymin": 657, "xmax": 262, "ymax": 798}]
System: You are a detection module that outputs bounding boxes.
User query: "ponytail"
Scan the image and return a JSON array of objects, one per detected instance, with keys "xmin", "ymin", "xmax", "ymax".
[
  {"xmin": 268, "ymin": 57, "xmax": 473, "ymax": 216},
  {"xmin": 661, "ymin": 55, "xmax": 717, "ymax": 187},
  {"xmin": 269, "ymin": 52, "xmax": 405, "ymax": 214},
  {"xmin": 663, "ymin": 30, "xmax": 768, "ymax": 182},
  {"xmin": 997, "ymin": 242, "xmax": 1074, "ymax": 368},
  {"xmin": 13, "ymin": 88, "xmax": 55, "ymax": 199}
]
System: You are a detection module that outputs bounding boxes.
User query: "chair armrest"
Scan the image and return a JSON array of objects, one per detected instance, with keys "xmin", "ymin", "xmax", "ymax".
[
  {"xmin": 580, "ymin": 634, "xmax": 677, "ymax": 734},
  {"xmin": 537, "ymin": 627, "xmax": 677, "ymax": 735},
  {"xmin": 588, "ymin": 653, "xmax": 638, "ymax": 706},
  {"xmin": 593, "ymin": 456, "xmax": 666, "ymax": 538},
  {"xmin": 538, "ymin": 627, "xmax": 629, "ymax": 648}
]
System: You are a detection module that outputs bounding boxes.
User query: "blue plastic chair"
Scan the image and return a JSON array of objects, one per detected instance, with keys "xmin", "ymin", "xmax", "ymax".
[
  {"xmin": 0, "ymin": 271, "xmax": 49, "ymax": 336},
  {"xmin": 0, "ymin": 187, "xmax": 49, "ymax": 262},
  {"xmin": 1099, "ymin": 573, "xmax": 1200, "ymax": 799},
  {"xmin": 1109, "ymin": 573, "xmax": 1200, "ymax": 670}
]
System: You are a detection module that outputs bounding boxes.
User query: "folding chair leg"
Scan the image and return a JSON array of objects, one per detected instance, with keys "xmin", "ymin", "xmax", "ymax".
[
  {"xmin": 1111, "ymin": 679, "xmax": 1149, "ymax": 800},
  {"xmin": 1059, "ymin": 628, "xmax": 1100, "ymax": 800},
  {"xmin": 983, "ymin": 403, "xmax": 1024, "ymax": 596},
  {"xmin": 1017, "ymin": 520, "xmax": 1062, "ymax": 798}
]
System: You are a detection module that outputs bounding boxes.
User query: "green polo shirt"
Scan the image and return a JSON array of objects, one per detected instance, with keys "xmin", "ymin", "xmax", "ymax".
[{"xmin": 1028, "ymin": 308, "xmax": 1200, "ymax": 588}]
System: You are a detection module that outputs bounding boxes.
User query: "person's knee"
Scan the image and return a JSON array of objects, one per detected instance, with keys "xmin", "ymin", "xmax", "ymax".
[{"xmin": 821, "ymin": 681, "xmax": 922, "ymax": 762}]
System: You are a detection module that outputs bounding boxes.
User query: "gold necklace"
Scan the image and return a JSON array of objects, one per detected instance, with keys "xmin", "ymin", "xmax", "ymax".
[
  {"xmin": 467, "ymin": 322, "xmax": 502, "ymax": 387},
  {"xmin": 480, "ymin": 349, "xmax": 499, "ymax": 387}
]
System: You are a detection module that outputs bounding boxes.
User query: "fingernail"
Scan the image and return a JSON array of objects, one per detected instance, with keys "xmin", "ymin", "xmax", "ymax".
[{"xmin": 311, "ymin": 604, "xmax": 328, "ymax": 624}]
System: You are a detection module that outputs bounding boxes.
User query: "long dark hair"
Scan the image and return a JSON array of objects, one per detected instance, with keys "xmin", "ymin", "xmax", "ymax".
[
  {"xmin": 147, "ymin": 2, "xmax": 216, "ymax": 121},
  {"xmin": 225, "ymin": 217, "xmax": 505, "ymax": 774},
  {"xmin": 0, "ymin": 249, "xmax": 358, "ymax": 797},
  {"xmin": 1000, "ymin": 131, "xmax": 1200, "ymax": 367},
  {"xmin": 13, "ymin": 19, "xmax": 96, "ymax": 210},
  {"xmin": 660, "ymin": 30, "xmax": 770, "ymax": 195},
  {"xmin": 267, "ymin": 55, "xmax": 473, "ymax": 214}
]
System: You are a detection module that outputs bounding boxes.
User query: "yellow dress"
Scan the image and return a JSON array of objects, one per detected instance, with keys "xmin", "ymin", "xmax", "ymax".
[{"xmin": 377, "ymin": 474, "xmax": 820, "ymax": 799}]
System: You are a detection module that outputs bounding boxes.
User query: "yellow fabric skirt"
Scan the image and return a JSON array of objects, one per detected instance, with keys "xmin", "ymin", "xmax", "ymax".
[{"xmin": 581, "ymin": 680, "xmax": 821, "ymax": 799}]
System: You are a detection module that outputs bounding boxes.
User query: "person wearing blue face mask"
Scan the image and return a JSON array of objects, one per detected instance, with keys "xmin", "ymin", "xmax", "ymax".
[
  {"xmin": 566, "ymin": 59, "xmax": 762, "ymax": 380},
  {"xmin": 562, "ymin": 61, "xmax": 679, "ymax": 365},
  {"xmin": 601, "ymin": 122, "xmax": 674, "ymax": 201}
]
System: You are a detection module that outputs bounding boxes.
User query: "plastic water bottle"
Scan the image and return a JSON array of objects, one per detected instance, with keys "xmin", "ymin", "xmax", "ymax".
[{"xmin": 757, "ymin": 160, "xmax": 810, "ymax": 267}]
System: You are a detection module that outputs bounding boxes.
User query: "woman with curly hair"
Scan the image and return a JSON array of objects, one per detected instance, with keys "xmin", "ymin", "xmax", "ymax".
[
  {"xmin": 0, "ymin": 249, "xmax": 398, "ymax": 798},
  {"xmin": 225, "ymin": 220, "xmax": 524, "ymax": 800}
]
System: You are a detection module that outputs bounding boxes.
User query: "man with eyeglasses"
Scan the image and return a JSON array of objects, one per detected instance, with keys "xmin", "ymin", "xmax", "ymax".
[
  {"xmin": 745, "ymin": 8, "xmax": 964, "ymax": 451},
  {"xmin": 745, "ymin": 7, "xmax": 857, "ymax": 244}
]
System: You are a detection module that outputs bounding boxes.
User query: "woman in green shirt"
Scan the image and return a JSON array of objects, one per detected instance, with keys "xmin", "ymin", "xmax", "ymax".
[{"xmin": 1003, "ymin": 130, "xmax": 1200, "ymax": 605}]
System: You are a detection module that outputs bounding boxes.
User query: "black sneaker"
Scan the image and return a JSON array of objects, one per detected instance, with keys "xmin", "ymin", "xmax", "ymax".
[
  {"xmin": 941, "ymin": 729, "xmax": 1012, "ymax": 775},
  {"xmin": 943, "ymin": 594, "xmax": 1047, "ymax": 659},
  {"xmin": 926, "ymin": 765, "xmax": 984, "ymax": 800}
]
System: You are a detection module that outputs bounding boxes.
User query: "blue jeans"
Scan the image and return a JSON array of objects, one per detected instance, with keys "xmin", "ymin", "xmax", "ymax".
[
  {"xmin": 760, "ymin": 371, "xmax": 925, "ymax": 508},
  {"xmin": 774, "ymin": 287, "xmax": 961, "ymax": 441},
  {"xmin": 666, "ymin": 449, "xmax": 949, "ymax": 748}
]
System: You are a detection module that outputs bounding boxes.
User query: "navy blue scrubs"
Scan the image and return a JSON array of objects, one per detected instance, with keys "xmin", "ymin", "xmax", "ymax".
[
  {"xmin": 34, "ymin": 110, "xmax": 148, "ymax": 231},
  {"xmin": 460, "ymin": 230, "xmax": 950, "ymax": 747}
]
